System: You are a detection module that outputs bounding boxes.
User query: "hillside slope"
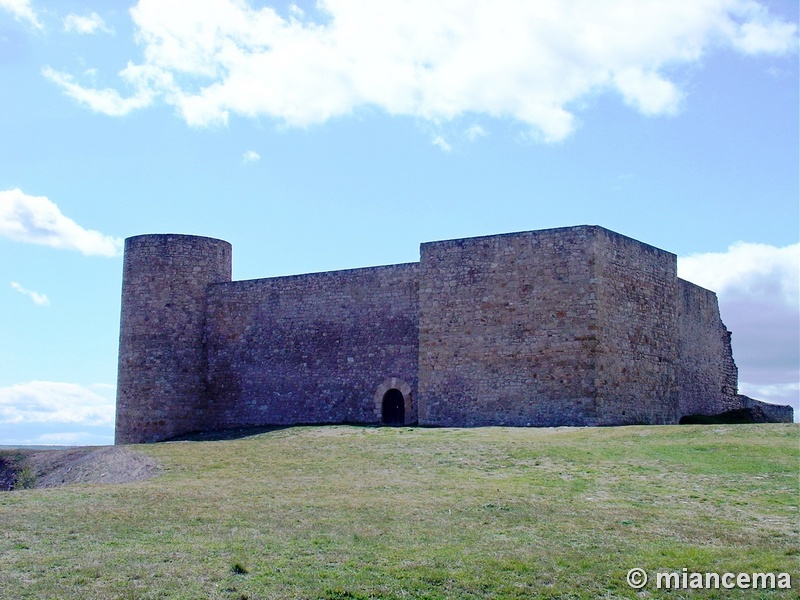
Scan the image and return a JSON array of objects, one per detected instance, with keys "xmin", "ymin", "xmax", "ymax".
[{"xmin": 0, "ymin": 424, "xmax": 797, "ymax": 599}]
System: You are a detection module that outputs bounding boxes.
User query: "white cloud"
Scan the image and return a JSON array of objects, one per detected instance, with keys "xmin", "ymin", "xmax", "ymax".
[
  {"xmin": 64, "ymin": 12, "xmax": 112, "ymax": 35},
  {"xmin": 613, "ymin": 67, "xmax": 683, "ymax": 115},
  {"xmin": 0, "ymin": 381, "xmax": 115, "ymax": 427},
  {"xmin": 0, "ymin": 188, "xmax": 123, "ymax": 257},
  {"xmin": 25, "ymin": 431, "xmax": 114, "ymax": 446},
  {"xmin": 41, "ymin": 65, "xmax": 162, "ymax": 117},
  {"xmin": 10, "ymin": 281, "xmax": 49, "ymax": 306},
  {"xmin": 242, "ymin": 149, "xmax": 260, "ymax": 163},
  {"xmin": 431, "ymin": 135, "xmax": 452, "ymax": 153},
  {"xmin": 0, "ymin": 424, "xmax": 114, "ymax": 447},
  {"xmin": 465, "ymin": 124, "xmax": 487, "ymax": 141},
  {"xmin": 739, "ymin": 382, "xmax": 799, "ymax": 411},
  {"xmin": 723, "ymin": 1, "xmax": 799, "ymax": 55},
  {"xmin": 679, "ymin": 241, "xmax": 799, "ymax": 306},
  {"xmin": 0, "ymin": 0, "xmax": 42, "ymax": 29},
  {"xmin": 44, "ymin": 0, "xmax": 799, "ymax": 142},
  {"xmin": 678, "ymin": 241, "xmax": 799, "ymax": 413}
]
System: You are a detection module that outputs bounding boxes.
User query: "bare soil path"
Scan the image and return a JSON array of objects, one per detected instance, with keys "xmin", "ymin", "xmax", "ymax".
[{"xmin": 0, "ymin": 446, "xmax": 160, "ymax": 490}]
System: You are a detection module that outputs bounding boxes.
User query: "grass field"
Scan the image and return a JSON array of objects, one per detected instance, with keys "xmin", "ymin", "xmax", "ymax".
[{"xmin": 0, "ymin": 424, "xmax": 797, "ymax": 599}]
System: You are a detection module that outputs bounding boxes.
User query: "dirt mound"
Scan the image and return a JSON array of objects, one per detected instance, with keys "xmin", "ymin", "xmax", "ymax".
[{"xmin": 1, "ymin": 446, "xmax": 161, "ymax": 490}]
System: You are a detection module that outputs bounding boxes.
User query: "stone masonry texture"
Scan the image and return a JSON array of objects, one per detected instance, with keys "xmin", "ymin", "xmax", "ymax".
[
  {"xmin": 677, "ymin": 279, "xmax": 739, "ymax": 417},
  {"xmin": 115, "ymin": 226, "xmax": 793, "ymax": 443},
  {"xmin": 592, "ymin": 229, "xmax": 680, "ymax": 425},
  {"xmin": 417, "ymin": 227, "xmax": 600, "ymax": 427},
  {"xmin": 204, "ymin": 264, "xmax": 419, "ymax": 429},
  {"xmin": 115, "ymin": 234, "xmax": 232, "ymax": 444}
]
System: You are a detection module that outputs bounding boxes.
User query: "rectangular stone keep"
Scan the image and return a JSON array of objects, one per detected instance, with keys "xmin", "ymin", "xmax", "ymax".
[
  {"xmin": 592, "ymin": 228, "xmax": 679, "ymax": 424},
  {"xmin": 417, "ymin": 226, "xmax": 600, "ymax": 426}
]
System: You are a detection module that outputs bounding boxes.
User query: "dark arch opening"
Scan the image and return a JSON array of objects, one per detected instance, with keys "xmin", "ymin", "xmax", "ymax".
[{"xmin": 381, "ymin": 389, "xmax": 405, "ymax": 425}]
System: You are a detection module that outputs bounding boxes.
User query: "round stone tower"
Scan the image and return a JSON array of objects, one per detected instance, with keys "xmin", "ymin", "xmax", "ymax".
[{"xmin": 115, "ymin": 234, "xmax": 232, "ymax": 444}]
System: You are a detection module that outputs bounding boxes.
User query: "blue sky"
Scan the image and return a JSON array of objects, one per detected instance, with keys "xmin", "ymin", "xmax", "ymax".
[{"xmin": 1, "ymin": 0, "xmax": 797, "ymax": 445}]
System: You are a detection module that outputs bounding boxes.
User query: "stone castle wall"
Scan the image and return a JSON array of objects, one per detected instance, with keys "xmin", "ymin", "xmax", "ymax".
[
  {"xmin": 677, "ymin": 279, "xmax": 739, "ymax": 416},
  {"xmin": 593, "ymin": 229, "xmax": 680, "ymax": 425},
  {"xmin": 115, "ymin": 226, "xmax": 792, "ymax": 444},
  {"xmin": 204, "ymin": 264, "xmax": 419, "ymax": 428},
  {"xmin": 417, "ymin": 227, "xmax": 600, "ymax": 427}
]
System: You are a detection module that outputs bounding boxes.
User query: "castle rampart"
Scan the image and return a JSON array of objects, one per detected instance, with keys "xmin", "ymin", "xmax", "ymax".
[
  {"xmin": 115, "ymin": 226, "xmax": 793, "ymax": 444},
  {"xmin": 677, "ymin": 279, "xmax": 739, "ymax": 416},
  {"xmin": 204, "ymin": 263, "xmax": 419, "ymax": 429}
]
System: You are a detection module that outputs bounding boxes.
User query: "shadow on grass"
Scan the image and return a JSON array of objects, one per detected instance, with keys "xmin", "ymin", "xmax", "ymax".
[
  {"xmin": 165, "ymin": 425, "xmax": 294, "ymax": 442},
  {"xmin": 164, "ymin": 421, "xmax": 422, "ymax": 443}
]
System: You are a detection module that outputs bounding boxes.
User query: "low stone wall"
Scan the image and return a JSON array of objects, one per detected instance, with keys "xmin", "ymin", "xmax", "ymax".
[{"xmin": 734, "ymin": 395, "xmax": 794, "ymax": 423}]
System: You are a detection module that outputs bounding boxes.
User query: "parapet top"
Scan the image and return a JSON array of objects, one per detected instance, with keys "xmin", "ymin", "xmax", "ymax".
[{"xmin": 125, "ymin": 233, "xmax": 231, "ymax": 245}]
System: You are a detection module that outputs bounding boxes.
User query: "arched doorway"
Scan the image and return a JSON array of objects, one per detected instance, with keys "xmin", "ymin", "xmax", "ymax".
[
  {"xmin": 381, "ymin": 388, "xmax": 405, "ymax": 425},
  {"xmin": 373, "ymin": 377, "xmax": 414, "ymax": 425}
]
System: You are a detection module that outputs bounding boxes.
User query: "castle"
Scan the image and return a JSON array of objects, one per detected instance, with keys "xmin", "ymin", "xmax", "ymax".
[{"xmin": 115, "ymin": 225, "xmax": 792, "ymax": 444}]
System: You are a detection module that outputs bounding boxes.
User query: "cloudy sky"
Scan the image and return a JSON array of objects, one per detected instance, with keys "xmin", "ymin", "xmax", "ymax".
[{"xmin": 1, "ymin": 0, "xmax": 797, "ymax": 445}]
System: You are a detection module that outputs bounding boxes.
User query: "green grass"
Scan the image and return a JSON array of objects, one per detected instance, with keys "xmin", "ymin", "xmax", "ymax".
[{"xmin": 0, "ymin": 424, "xmax": 797, "ymax": 599}]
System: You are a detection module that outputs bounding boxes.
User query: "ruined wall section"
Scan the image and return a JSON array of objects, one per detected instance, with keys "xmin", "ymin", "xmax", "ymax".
[
  {"xmin": 676, "ymin": 278, "xmax": 739, "ymax": 417},
  {"xmin": 417, "ymin": 227, "xmax": 601, "ymax": 427},
  {"xmin": 593, "ymin": 230, "xmax": 680, "ymax": 425},
  {"xmin": 735, "ymin": 395, "xmax": 794, "ymax": 423},
  {"xmin": 116, "ymin": 235, "xmax": 232, "ymax": 444},
  {"xmin": 205, "ymin": 264, "xmax": 419, "ymax": 428}
]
